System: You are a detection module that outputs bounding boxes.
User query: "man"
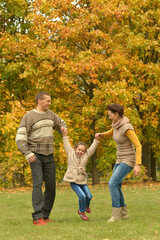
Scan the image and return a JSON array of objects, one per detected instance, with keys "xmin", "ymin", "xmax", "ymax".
[{"xmin": 16, "ymin": 91, "xmax": 66, "ymax": 225}]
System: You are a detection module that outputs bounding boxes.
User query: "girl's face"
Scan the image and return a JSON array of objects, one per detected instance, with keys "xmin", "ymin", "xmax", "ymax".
[
  {"xmin": 108, "ymin": 110, "xmax": 121, "ymax": 123},
  {"xmin": 75, "ymin": 145, "xmax": 86, "ymax": 158}
]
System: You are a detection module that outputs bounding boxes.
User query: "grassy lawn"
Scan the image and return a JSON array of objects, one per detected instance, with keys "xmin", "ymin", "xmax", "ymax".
[{"xmin": 0, "ymin": 183, "xmax": 159, "ymax": 240}]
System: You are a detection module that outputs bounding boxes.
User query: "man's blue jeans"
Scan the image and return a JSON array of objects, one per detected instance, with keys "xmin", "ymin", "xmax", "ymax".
[
  {"xmin": 70, "ymin": 183, "xmax": 93, "ymax": 212},
  {"xmin": 108, "ymin": 163, "xmax": 133, "ymax": 208}
]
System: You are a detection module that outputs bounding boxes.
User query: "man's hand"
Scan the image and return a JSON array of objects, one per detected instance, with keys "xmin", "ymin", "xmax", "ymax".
[{"xmin": 27, "ymin": 154, "xmax": 36, "ymax": 164}]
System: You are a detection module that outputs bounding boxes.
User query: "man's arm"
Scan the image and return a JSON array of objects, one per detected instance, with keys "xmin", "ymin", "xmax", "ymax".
[
  {"xmin": 53, "ymin": 113, "xmax": 67, "ymax": 133},
  {"xmin": 16, "ymin": 116, "xmax": 35, "ymax": 164}
]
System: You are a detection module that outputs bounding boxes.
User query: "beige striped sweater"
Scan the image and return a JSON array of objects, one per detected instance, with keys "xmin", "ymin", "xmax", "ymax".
[{"xmin": 16, "ymin": 109, "xmax": 66, "ymax": 160}]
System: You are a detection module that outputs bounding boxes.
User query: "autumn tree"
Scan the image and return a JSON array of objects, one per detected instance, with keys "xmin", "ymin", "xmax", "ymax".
[
  {"xmin": 24, "ymin": 0, "xmax": 160, "ymax": 182},
  {"xmin": 0, "ymin": 0, "xmax": 160, "ymax": 186},
  {"xmin": 0, "ymin": 0, "xmax": 35, "ymax": 110},
  {"xmin": 0, "ymin": 0, "xmax": 36, "ymax": 186}
]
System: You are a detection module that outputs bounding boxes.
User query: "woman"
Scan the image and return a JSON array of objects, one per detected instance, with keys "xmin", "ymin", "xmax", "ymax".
[{"xmin": 98, "ymin": 103, "xmax": 142, "ymax": 222}]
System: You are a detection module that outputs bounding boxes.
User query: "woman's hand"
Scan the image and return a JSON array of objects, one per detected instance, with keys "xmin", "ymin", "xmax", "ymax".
[
  {"xmin": 95, "ymin": 133, "xmax": 104, "ymax": 140},
  {"xmin": 134, "ymin": 164, "xmax": 141, "ymax": 176}
]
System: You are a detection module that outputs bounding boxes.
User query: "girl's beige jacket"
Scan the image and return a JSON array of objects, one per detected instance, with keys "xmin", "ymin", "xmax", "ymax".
[{"xmin": 63, "ymin": 136, "xmax": 99, "ymax": 185}]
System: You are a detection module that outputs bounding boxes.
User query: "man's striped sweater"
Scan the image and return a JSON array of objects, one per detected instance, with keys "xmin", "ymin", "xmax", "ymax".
[{"xmin": 16, "ymin": 109, "xmax": 66, "ymax": 160}]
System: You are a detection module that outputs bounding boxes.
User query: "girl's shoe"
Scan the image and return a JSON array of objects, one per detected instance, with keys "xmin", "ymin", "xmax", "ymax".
[
  {"xmin": 86, "ymin": 207, "xmax": 91, "ymax": 213},
  {"xmin": 78, "ymin": 210, "xmax": 89, "ymax": 220}
]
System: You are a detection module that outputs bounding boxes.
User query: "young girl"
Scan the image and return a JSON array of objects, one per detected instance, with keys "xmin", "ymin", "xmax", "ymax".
[{"xmin": 61, "ymin": 127, "xmax": 100, "ymax": 221}]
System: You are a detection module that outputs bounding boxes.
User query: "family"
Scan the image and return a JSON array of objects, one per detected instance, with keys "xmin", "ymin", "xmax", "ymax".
[{"xmin": 16, "ymin": 91, "xmax": 142, "ymax": 225}]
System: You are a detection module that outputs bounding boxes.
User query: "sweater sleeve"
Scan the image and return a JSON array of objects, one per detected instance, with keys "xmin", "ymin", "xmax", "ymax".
[
  {"xmin": 53, "ymin": 113, "xmax": 67, "ymax": 133},
  {"xmin": 102, "ymin": 128, "xmax": 113, "ymax": 138},
  {"xmin": 86, "ymin": 139, "xmax": 99, "ymax": 158},
  {"xmin": 63, "ymin": 136, "xmax": 73, "ymax": 155},
  {"xmin": 125, "ymin": 129, "xmax": 142, "ymax": 165},
  {"xmin": 15, "ymin": 116, "xmax": 34, "ymax": 160}
]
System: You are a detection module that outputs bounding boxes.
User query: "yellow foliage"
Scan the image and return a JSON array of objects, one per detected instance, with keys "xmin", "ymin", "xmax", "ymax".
[{"xmin": 1, "ymin": 0, "xmax": 160, "ymax": 186}]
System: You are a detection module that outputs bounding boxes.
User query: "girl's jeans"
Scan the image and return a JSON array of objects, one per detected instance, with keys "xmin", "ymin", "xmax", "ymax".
[
  {"xmin": 108, "ymin": 163, "xmax": 133, "ymax": 208},
  {"xmin": 70, "ymin": 183, "xmax": 93, "ymax": 213}
]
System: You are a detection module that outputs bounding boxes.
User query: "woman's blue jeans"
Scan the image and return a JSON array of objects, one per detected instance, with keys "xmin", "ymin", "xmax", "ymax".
[
  {"xmin": 70, "ymin": 183, "xmax": 93, "ymax": 213},
  {"xmin": 108, "ymin": 163, "xmax": 133, "ymax": 208}
]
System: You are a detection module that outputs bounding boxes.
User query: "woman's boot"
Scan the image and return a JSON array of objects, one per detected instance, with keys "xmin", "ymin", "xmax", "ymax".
[
  {"xmin": 107, "ymin": 207, "xmax": 121, "ymax": 222},
  {"xmin": 120, "ymin": 205, "xmax": 129, "ymax": 219}
]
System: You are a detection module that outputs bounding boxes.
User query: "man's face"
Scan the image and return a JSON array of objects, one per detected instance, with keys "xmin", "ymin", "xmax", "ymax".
[{"xmin": 38, "ymin": 95, "xmax": 51, "ymax": 111}]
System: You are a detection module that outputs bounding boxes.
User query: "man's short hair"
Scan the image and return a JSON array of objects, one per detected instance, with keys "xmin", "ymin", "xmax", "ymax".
[{"xmin": 35, "ymin": 91, "xmax": 50, "ymax": 104}]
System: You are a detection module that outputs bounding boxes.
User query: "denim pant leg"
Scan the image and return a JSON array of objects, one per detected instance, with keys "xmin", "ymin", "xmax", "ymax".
[
  {"xmin": 108, "ymin": 163, "xmax": 133, "ymax": 208},
  {"xmin": 70, "ymin": 183, "xmax": 86, "ymax": 212},
  {"xmin": 42, "ymin": 154, "xmax": 56, "ymax": 219},
  {"xmin": 80, "ymin": 184, "xmax": 93, "ymax": 208},
  {"xmin": 30, "ymin": 154, "xmax": 56, "ymax": 220},
  {"xmin": 30, "ymin": 156, "xmax": 44, "ymax": 220}
]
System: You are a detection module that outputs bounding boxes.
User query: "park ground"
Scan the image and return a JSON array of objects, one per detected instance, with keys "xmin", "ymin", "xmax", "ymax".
[{"xmin": 0, "ymin": 181, "xmax": 160, "ymax": 240}]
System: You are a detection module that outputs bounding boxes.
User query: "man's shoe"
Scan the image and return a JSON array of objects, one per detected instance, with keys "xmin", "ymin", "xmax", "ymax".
[
  {"xmin": 44, "ymin": 218, "xmax": 52, "ymax": 223},
  {"xmin": 86, "ymin": 207, "xmax": 91, "ymax": 213},
  {"xmin": 33, "ymin": 218, "xmax": 47, "ymax": 226},
  {"xmin": 78, "ymin": 210, "xmax": 89, "ymax": 221}
]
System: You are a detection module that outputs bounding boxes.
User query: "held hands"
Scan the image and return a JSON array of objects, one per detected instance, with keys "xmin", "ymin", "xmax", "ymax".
[
  {"xmin": 95, "ymin": 133, "xmax": 104, "ymax": 141},
  {"xmin": 61, "ymin": 127, "xmax": 68, "ymax": 136}
]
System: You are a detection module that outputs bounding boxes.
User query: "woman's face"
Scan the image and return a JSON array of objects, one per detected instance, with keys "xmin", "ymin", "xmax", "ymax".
[{"xmin": 108, "ymin": 110, "xmax": 120, "ymax": 123}]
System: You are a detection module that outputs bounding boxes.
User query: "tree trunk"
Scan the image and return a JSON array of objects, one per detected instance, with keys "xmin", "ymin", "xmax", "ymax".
[
  {"xmin": 142, "ymin": 142, "xmax": 150, "ymax": 177},
  {"xmin": 91, "ymin": 151, "xmax": 99, "ymax": 185},
  {"xmin": 150, "ymin": 148, "xmax": 157, "ymax": 181}
]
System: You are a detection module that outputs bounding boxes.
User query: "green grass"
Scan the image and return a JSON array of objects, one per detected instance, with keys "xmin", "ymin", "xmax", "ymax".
[{"xmin": 0, "ymin": 183, "xmax": 160, "ymax": 240}]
